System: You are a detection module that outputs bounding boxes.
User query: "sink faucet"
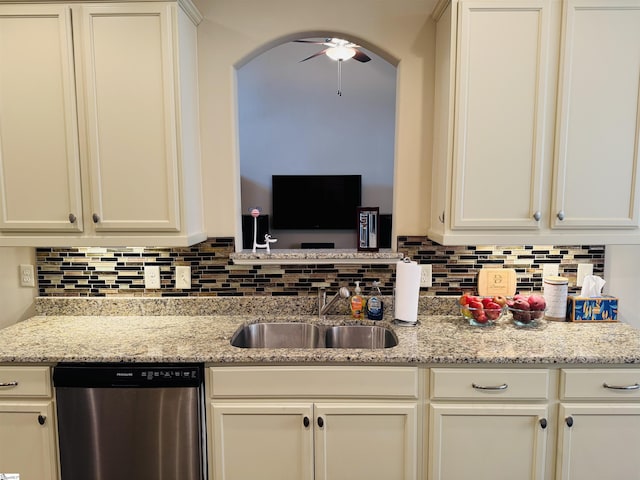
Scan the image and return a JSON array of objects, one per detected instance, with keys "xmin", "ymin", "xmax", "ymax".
[{"xmin": 318, "ymin": 287, "xmax": 351, "ymax": 317}]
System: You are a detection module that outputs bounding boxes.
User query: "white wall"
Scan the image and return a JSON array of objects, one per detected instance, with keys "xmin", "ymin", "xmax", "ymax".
[
  {"xmin": 193, "ymin": 0, "xmax": 436, "ymax": 249},
  {"xmin": 238, "ymin": 40, "xmax": 396, "ymax": 248},
  {"xmin": 605, "ymin": 245, "xmax": 640, "ymax": 329},
  {"xmin": 0, "ymin": 248, "xmax": 36, "ymax": 328}
]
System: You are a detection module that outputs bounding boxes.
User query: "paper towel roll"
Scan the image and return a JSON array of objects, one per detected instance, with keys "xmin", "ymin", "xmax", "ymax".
[{"xmin": 394, "ymin": 259, "xmax": 421, "ymax": 324}]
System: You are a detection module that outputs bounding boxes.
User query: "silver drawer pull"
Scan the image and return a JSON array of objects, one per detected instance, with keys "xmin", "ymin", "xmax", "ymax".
[
  {"xmin": 603, "ymin": 382, "xmax": 640, "ymax": 391},
  {"xmin": 472, "ymin": 382, "xmax": 508, "ymax": 391},
  {"xmin": 0, "ymin": 381, "xmax": 19, "ymax": 388}
]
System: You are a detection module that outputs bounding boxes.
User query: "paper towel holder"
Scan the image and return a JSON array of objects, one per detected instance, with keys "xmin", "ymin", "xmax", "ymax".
[{"xmin": 392, "ymin": 257, "xmax": 420, "ymax": 327}]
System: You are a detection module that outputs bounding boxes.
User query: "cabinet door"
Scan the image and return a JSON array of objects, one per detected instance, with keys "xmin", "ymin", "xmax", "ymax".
[
  {"xmin": 0, "ymin": 5, "xmax": 83, "ymax": 232},
  {"xmin": 0, "ymin": 401, "xmax": 58, "ymax": 480},
  {"xmin": 429, "ymin": 404, "xmax": 548, "ymax": 480},
  {"xmin": 314, "ymin": 403, "xmax": 418, "ymax": 480},
  {"xmin": 552, "ymin": 1, "xmax": 640, "ymax": 229},
  {"xmin": 451, "ymin": 0, "xmax": 550, "ymax": 230},
  {"xmin": 210, "ymin": 403, "xmax": 314, "ymax": 480},
  {"xmin": 73, "ymin": 4, "xmax": 181, "ymax": 232},
  {"xmin": 557, "ymin": 403, "xmax": 640, "ymax": 480}
]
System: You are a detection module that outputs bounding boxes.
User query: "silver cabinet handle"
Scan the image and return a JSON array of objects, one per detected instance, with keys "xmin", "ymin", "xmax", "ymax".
[
  {"xmin": 603, "ymin": 382, "xmax": 640, "ymax": 390},
  {"xmin": 557, "ymin": 211, "xmax": 565, "ymax": 221},
  {"xmin": 533, "ymin": 211, "xmax": 541, "ymax": 221},
  {"xmin": 92, "ymin": 213, "xmax": 100, "ymax": 223},
  {"xmin": 68, "ymin": 213, "xmax": 77, "ymax": 224},
  {"xmin": 472, "ymin": 383, "xmax": 508, "ymax": 391},
  {"xmin": 0, "ymin": 381, "xmax": 18, "ymax": 388},
  {"xmin": 438, "ymin": 211, "xmax": 445, "ymax": 223}
]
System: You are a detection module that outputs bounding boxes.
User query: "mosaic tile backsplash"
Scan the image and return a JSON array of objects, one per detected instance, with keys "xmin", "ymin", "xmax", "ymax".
[{"xmin": 36, "ymin": 237, "xmax": 605, "ymax": 298}]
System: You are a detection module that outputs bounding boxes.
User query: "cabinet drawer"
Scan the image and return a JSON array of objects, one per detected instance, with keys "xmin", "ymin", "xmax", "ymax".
[
  {"xmin": 0, "ymin": 366, "xmax": 51, "ymax": 397},
  {"xmin": 561, "ymin": 369, "xmax": 640, "ymax": 400},
  {"xmin": 209, "ymin": 366, "xmax": 418, "ymax": 399},
  {"xmin": 431, "ymin": 368, "xmax": 549, "ymax": 400}
]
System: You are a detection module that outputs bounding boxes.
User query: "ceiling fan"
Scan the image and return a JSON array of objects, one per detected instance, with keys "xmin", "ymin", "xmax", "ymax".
[
  {"xmin": 294, "ymin": 37, "xmax": 372, "ymax": 63},
  {"xmin": 294, "ymin": 37, "xmax": 372, "ymax": 96}
]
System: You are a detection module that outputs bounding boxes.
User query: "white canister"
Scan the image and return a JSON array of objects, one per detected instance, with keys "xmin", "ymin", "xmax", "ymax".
[{"xmin": 543, "ymin": 276, "xmax": 568, "ymax": 321}]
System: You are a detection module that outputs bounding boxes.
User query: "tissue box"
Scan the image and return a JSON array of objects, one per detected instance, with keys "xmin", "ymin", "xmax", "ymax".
[{"xmin": 567, "ymin": 295, "xmax": 618, "ymax": 322}]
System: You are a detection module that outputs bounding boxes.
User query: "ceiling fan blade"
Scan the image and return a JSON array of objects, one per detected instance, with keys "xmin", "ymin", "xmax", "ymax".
[
  {"xmin": 294, "ymin": 40, "xmax": 336, "ymax": 47},
  {"xmin": 352, "ymin": 50, "xmax": 372, "ymax": 63},
  {"xmin": 299, "ymin": 49, "xmax": 328, "ymax": 62}
]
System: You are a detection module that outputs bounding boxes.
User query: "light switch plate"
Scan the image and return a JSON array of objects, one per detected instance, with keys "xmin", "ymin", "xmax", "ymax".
[
  {"xmin": 175, "ymin": 266, "xmax": 191, "ymax": 289},
  {"xmin": 576, "ymin": 263, "xmax": 593, "ymax": 287},
  {"xmin": 420, "ymin": 264, "xmax": 432, "ymax": 288},
  {"xmin": 144, "ymin": 266, "xmax": 161, "ymax": 289}
]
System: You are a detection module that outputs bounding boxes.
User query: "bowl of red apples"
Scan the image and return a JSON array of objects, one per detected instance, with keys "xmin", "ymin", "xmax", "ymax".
[
  {"xmin": 507, "ymin": 294, "xmax": 546, "ymax": 327},
  {"xmin": 459, "ymin": 293, "xmax": 507, "ymax": 327}
]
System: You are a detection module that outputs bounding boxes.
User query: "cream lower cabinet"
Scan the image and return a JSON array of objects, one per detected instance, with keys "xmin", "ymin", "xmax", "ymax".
[
  {"xmin": 207, "ymin": 366, "xmax": 419, "ymax": 480},
  {"xmin": 0, "ymin": 367, "xmax": 58, "ymax": 480},
  {"xmin": 556, "ymin": 369, "xmax": 640, "ymax": 480},
  {"xmin": 0, "ymin": 1, "xmax": 205, "ymax": 247},
  {"xmin": 428, "ymin": 368, "xmax": 551, "ymax": 480}
]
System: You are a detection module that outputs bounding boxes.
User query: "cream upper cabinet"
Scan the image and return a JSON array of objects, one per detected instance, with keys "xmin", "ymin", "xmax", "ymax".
[
  {"xmin": 551, "ymin": 0, "xmax": 640, "ymax": 230},
  {"xmin": 0, "ymin": 5, "xmax": 83, "ymax": 233},
  {"xmin": 430, "ymin": 0, "xmax": 640, "ymax": 245},
  {"xmin": 450, "ymin": 0, "xmax": 550, "ymax": 231},
  {"xmin": 0, "ymin": 1, "xmax": 205, "ymax": 247},
  {"xmin": 430, "ymin": 0, "xmax": 553, "ymax": 244}
]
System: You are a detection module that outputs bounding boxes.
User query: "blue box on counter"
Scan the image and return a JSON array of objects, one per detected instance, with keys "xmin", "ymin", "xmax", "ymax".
[{"xmin": 567, "ymin": 295, "xmax": 618, "ymax": 322}]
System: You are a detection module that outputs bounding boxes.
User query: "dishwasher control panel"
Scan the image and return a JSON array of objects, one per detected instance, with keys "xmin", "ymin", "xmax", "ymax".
[{"xmin": 54, "ymin": 363, "xmax": 203, "ymax": 388}]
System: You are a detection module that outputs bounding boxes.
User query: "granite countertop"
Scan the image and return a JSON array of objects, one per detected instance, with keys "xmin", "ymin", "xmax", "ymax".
[{"xmin": 1, "ymin": 311, "xmax": 640, "ymax": 365}]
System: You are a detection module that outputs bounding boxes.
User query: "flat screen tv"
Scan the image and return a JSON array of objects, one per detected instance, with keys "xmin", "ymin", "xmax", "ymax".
[{"xmin": 272, "ymin": 175, "xmax": 362, "ymax": 230}]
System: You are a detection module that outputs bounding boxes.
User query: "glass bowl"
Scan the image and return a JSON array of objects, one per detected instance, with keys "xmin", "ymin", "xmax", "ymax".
[
  {"xmin": 508, "ymin": 306, "xmax": 545, "ymax": 327},
  {"xmin": 460, "ymin": 304, "xmax": 504, "ymax": 327}
]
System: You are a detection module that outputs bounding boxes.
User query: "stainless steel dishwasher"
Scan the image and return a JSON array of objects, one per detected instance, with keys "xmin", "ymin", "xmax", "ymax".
[{"xmin": 53, "ymin": 363, "xmax": 206, "ymax": 480}]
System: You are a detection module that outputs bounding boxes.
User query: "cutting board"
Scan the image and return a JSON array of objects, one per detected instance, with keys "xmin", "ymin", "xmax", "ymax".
[{"xmin": 477, "ymin": 268, "xmax": 517, "ymax": 297}]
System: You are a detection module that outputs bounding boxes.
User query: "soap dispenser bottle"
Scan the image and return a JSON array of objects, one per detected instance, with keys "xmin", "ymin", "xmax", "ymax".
[
  {"xmin": 366, "ymin": 281, "xmax": 384, "ymax": 320},
  {"xmin": 350, "ymin": 281, "xmax": 365, "ymax": 319}
]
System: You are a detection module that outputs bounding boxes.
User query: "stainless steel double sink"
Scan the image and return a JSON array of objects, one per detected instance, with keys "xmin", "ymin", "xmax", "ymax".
[{"xmin": 230, "ymin": 322, "xmax": 398, "ymax": 349}]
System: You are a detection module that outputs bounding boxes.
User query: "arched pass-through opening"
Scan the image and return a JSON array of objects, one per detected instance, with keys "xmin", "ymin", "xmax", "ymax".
[{"xmin": 236, "ymin": 32, "xmax": 398, "ymax": 249}]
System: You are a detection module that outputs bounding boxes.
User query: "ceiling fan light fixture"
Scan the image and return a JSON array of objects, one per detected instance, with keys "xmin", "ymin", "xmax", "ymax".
[{"xmin": 326, "ymin": 46, "xmax": 356, "ymax": 61}]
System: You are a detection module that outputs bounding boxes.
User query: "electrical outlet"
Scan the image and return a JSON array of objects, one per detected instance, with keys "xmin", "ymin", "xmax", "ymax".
[
  {"xmin": 144, "ymin": 266, "xmax": 161, "ymax": 289},
  {"xmin": 19, "ymin": 264, "xmax": 35, "ymax": 287},
  {"xmin": 576, "ymin": 263, "xmax": 593, "ymax": 287},
  {"xmin": 420, "ymin": 264, "xmax": 432, "ymax": 288},
  {"xmin": 542, "ymin": 264, "xmax": 559, "ymax": 278},
  {"xmin": 175, "ymin": 266, "xmax": 191, "ymax": 289}
]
